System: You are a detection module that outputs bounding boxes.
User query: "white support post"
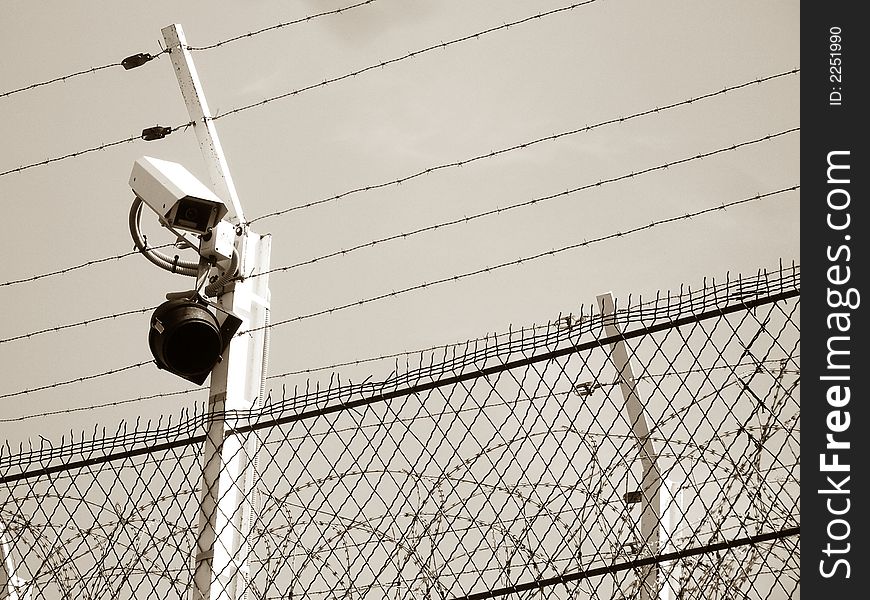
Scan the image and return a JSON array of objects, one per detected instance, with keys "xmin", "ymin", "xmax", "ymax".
[
  {"xmin": 161, "ymin": 24, "xmax": 271, "ymax": 600},
  {"xmin": 597, "ymin": 293, "xmax": 682, "ymax": 600},
  {"xmin": 1, "ymin": 522, "xmax": 30, "ymax": 600},
  {"xmin": 193, "ymin": 235, "xmax": 270, "ymax": 600},
  {"xmin": 658, "ymin": 480, "xmax": 684, "ymax": 600}
]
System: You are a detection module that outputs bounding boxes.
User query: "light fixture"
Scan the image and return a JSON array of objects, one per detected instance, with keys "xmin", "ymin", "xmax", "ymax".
[{"xmin": 148, "ymin": 296, "xmax": 241, "ymax": 385}]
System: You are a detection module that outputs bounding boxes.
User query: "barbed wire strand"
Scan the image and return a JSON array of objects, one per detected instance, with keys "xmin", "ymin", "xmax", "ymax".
[
  {"xmin": 1, "ymin": 62, "xmax": 128, "ymax": 101},
  {"xmin": 0, "ymin": 0, "xmax": 375, "ymax": 99},
  {"xmin": 0, "ymin": 243, "xmax": 176, "ymax": 289},
  {"xmin": 0, "ymin": 389, "xmax": 200, "ymax": 424},
  {"xmin": 0, "ymin": 362, "xmax": 153, "ymax": 401},
  {"xmin": 0, "ymin": 3, "xmax": 788, "ymax": 184},
  {"xmin": 242, "ymin": 184, "xmax": 798, "ymax": 334},
  {"xmin": 0, "ymin": 1, "xmax": 379, "ymax": 174},
  {"xmin": 0, "ymin": 329, "xmax": 573, "ymax": 420},
  {"xmin": 187, "ymin": 0, "xmax": 379, "ymax": 51},
  {"xmin": 271, "ymin": 354, "xmax": 799, "ymax": 389},
  {"xmin": 0, "ymin": 122, "xmax": 191, "ymax": 179},
  {"xmin": 0, "ymin": 185, "xmax": 796, "ymax": 402},
  {"xmin": 0, "ymin": 123, "xmax": 796, "ymax": 347},
  {"xmin": 247, "ymin": 68, "xmax": 799, "ymax": 224},
  {"xmin": 0, "ymin": 356, "xmax": 796, "ymax": 424},
  {"xmin": 253, "ymin": 128, "xmax": 799, "ymax": 278},
  {"xmin": 0, "ymin": 0, "xmax": 583, "ymax": 178},
  {"xmin": 0, "ymin": 126, "xmax": 797, "ymax": 348},
  {"xmin": 0, "ymin": 69, "xmax": 797, "ymax": 290},
  {"xmin": 0, "ymin": 306, "xmax": 157, "ymax": 345},
  {"xmin": 212, "ymin": 1, "xmax": 602, "ymax": 121}
]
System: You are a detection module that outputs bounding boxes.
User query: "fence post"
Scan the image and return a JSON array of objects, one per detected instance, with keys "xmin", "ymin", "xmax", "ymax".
[
  {"xmin": 596, "ymin": 293, "xmax": 682, "ymax": 600},
  {"xmin": 1, "ymin": 521, "xmax": 30, "ymax": 600}
]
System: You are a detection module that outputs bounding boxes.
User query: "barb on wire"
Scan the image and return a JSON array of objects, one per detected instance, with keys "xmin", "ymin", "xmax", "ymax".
[
  {"xmin": 0, "ymin": 70, "xmax": 797, "ymax": 290},
  {"xmin": 252, "ymin": 128, "xmax": 800, "ymax": 278},
  {"xmin": 0, "ymin": 183, "xmax": 796, "ymax": 405},
  {"xmin": 0, "ymin": 260, "xmax": 800, "ymax": 600},
  {"xmin": 0, "ymin": 127, "xmax": 797, "ymax": 347},
  {"xmin": 0, "ymin": 121, "xmax": 190, "ymax": 179},
  {"xmin": 213, "ymin": 1, "xmax": 601, "ymax": 121},
  {"xmin": 0, "ymin": 361, "xmax": 153, "ymax": 401},
  {"xmin": 1, "ymin": 243, "xmax": 175, "ymax": 289},
  {"xmin": 0, "ymin": 63, "xmax": 121, "ymax": 100},
  {"xmin": 248, "ymin": 68, "xmax": 799, "ymax": 224},
  {"xmin": 0, "ymin": 48, "xmax": 164, "ymax": 101},
  {"xmin": 0, "ymin": 388, "xmax": 200, "ymax": 424},
  {"xmin": 240, "ymin": 184, "xmax": 799, "ymax": 334},
  {"xmin": 0, "ymin": 306, "xmax": 157, "ymax": 346},
  {"xmin": 188, "ymin": 0, "xmax": 379, "ymax": 51}
]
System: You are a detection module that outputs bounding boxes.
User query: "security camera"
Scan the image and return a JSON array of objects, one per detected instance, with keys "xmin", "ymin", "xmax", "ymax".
[{"xmin": 130, "ymin": 156, "xmax": 228, "ymax": 235}]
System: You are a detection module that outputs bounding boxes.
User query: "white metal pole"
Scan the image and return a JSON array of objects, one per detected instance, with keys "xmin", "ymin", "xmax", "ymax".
[
  {"xmin": 198, "ymin": 235, "xmax": 271, "ymax": 600},
  {"xmin": 597, "ymin": 293, "xmax": 682, "ymax": 600},
  {"xmin": 161, "ymin": 24, "xmax": 271, "ymax": 600},
  {"xmin": 1, "ymin": 521, "xmax": 30, "ymax": 600},
  {"xmin": 658, "ymin": 480, "xmax": 684, "ymax": 600}
]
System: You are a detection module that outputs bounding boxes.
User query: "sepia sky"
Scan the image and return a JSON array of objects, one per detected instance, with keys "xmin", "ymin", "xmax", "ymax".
[{"xmin": 0, "ymin": 0, "xmax": 799, "ymax": 448}]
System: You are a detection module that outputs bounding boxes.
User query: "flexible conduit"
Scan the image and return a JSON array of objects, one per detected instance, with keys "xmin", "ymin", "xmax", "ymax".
[{"xmin": 129, "ymin": 196, "xmax": 239, "ymax": 297}]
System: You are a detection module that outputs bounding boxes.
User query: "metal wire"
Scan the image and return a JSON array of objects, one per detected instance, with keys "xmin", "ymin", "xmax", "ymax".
[
  {"xmin": 0, "ymin": 181, "xmax": 796, "ymax": 362},
  {"xmin": 0, "ymin": 62, "xmax": 124, "ymax": 100},
  {"xmin": 0, "ymin": 305, "xmax": 158, "ymax": 346},
  {"xmin": 241, "ymin": 184, "xmax": 799, "ymax": 335},
  {"xmin": 212, "ymin": 1, "xmax": 603, "ymax": 121},
  {"xmin": 0, "ymin": 0, "xmax": 375, "ymax": 100},
  {"xmin": 251, "ymin": 132, "xmax": 799, "ymax": 278},
  {"xmin": 187, "ymin": 0, "xmax": 379, "ymax": 51},
  {"xmin": 0, "ymin": 122, "xmax": 190, "ymax": 179},
  {"xmin": 0, "ymin": 69, "xmax": 797, "ymax": 289},
  {"xmin": 0, "ymin": 182, "xmax": 797, "ymax": 405},
  {"xmin": 0, "ymin": 265, "xmax": 801, "ymax": 599},
  {"xmin": 246, "ymin": 68, "xmax": 799, "ymax": 224}
]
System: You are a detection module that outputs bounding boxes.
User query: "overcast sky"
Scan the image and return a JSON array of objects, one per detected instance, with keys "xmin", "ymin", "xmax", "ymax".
[{"xmin": 0, "ymin": 0, "xmax": 799, "ymax": 448}]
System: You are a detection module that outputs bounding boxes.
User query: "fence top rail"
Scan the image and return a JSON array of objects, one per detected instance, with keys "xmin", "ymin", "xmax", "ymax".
[{"xmin": 1, "ymin": 262, "xmax": 799, "ymax": 480}]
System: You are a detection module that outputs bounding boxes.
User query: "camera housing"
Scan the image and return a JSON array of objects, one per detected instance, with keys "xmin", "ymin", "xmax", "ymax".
[{"xmin": 130, "ymin": 156, "xmax": 228, "ymax": 235}]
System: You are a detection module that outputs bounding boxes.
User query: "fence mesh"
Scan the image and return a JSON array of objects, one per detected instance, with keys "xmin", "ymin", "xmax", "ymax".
[{"xmin": 1, "ymin": 264, "xmax": 800, "ymax": 600}]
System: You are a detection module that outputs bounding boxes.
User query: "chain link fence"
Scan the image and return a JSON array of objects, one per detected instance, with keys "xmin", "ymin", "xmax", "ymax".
[{"xmin": 1, "ymin": 264, "xmax": 800, "ymax": 600}]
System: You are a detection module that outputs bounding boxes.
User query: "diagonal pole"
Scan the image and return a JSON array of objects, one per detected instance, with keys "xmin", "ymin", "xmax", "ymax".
[
  {"xmin": 597, "ymin": 293, "xmax": 682, "ymax": 600},
  {"xmin": 161, "ymin": 25, "xmax": 244, "ymax": 225}
]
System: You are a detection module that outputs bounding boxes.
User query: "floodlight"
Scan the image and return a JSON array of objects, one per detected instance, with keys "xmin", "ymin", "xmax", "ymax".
[{"xmin": 148, "ymin": 296, "xmax": 242, "ymax": 385}]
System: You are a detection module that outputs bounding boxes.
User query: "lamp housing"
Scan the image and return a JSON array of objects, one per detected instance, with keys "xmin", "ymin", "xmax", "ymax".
[{"xmin": 148, "ymin": 296, "xmax": 241, "ymax": 385}]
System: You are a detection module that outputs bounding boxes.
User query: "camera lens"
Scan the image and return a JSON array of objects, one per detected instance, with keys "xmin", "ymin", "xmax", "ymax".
[{"xmin": 175, "ymin": 197, "xmax": 212, "ymax": 232}]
